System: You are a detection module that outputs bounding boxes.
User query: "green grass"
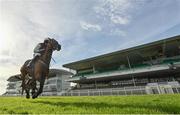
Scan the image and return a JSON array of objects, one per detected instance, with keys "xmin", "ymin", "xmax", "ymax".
[{"xmin": 0, "ymin": 94, "xmax": 180, "ymax": 114}]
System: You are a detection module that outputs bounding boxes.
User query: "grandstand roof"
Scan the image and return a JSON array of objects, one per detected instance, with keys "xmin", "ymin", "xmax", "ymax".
[
  {"xmin": 7, "ymin": 74, "xmax": 21, "ymax": 82},
  {"xmin": 63, "ymin": 35, "xmax": 180, "ymax": 70}
]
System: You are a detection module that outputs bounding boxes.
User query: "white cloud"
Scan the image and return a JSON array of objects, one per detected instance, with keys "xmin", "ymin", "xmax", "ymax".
[
  {"xmin": 80, "ymin": 21, "xmax": 102, "ymax": 31},
  {"xmin": 94, "ymin": 0, "xmax": 133, "ymax": 25},
  {"xmin": 110, "ymin": 15, "xmax": 130, "ymax": 25}
]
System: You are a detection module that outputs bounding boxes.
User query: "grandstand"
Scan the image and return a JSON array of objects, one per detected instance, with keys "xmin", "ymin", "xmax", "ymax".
[
  {"xmin": 4, "ymin": 69, "xmax": 73, "ymax": 96},
  {"xmin": 63, "ymin": 35, "xmax": 180, "ymax": 96}
]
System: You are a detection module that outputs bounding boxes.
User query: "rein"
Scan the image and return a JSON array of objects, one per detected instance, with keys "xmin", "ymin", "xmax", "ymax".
[{"xmin": 51, "ymin": 57, "xmax": 56, "ymax": 63}]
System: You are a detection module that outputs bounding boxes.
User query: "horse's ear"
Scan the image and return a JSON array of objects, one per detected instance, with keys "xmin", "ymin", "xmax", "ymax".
[{"xmin": 44, "ymin": 38, "xmax": 50, "ymax": 43}]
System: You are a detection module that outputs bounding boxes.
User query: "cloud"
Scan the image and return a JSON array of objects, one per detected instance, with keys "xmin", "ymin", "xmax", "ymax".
[
  {"xmin": 80, "ymin": 21, "xmax": 102, "ymax": 31},
  {"xmin": 0, "ymin": 0, "xmax": 85, "ymax": 66},
  {"xmin": 93, "ymin": 0, "xmax": 133, "ymax": 25},
  {"xmin": 110, "ymin": 15, "xmax": 130, "ymax": 25}
]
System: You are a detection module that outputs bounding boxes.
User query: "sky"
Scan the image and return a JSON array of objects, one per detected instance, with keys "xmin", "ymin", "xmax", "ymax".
[{"xmin": 0, "ymin": 0, "xmax": 180, "ymax": 94}]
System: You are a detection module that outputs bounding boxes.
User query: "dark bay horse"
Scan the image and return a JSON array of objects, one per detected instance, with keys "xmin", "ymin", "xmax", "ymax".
[{"xmin": 20, "ymin": 38, "xmax": 61, "ymax": 99}]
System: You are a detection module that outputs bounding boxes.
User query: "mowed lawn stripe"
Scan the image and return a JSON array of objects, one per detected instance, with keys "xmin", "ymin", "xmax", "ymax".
[{"xmin": 0, "ymin": 94, "xmax": 180, "ymax": 114}]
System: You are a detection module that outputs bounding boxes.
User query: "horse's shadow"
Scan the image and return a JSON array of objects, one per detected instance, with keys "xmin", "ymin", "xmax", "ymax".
[{"xmin": 31, "ymin": 99, "xmax": 180, "ymax": 114}]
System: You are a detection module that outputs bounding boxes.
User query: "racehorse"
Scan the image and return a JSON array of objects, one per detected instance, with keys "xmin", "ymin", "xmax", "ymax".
[{"xmin": 20, "ymin": 38, "xmax": 61, "ymax": 99}]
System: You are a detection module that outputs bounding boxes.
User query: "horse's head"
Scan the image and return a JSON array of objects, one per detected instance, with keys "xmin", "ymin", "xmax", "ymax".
[{"xmin": 45, "ymin": 38, "xmax": 61, "ymax": 51}]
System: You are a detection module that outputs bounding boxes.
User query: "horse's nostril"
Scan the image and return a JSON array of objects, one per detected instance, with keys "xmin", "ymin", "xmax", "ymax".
[
  {"xmin": 57, "ymin": 44, "xmax": 61, "ymax": 51},
  {"xmin": 59, "ymin": 45, "xmax": 61, "ymax": 48}
]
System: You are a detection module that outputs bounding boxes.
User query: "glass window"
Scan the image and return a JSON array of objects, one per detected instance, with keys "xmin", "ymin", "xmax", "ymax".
[{"xmin": 50, "ymin": 85, "xmax": 57, "ymax": 91}]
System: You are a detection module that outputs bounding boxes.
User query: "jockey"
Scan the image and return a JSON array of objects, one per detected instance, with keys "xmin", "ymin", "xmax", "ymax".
[{"xmin": 27, "ymin": 38, "xmax": 49, "ymax": 68}]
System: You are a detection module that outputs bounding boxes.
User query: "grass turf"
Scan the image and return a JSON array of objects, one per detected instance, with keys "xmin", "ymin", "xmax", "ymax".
[{"xmin": 0, "ymin": 94, "xmax": 180, "ymax": 114}]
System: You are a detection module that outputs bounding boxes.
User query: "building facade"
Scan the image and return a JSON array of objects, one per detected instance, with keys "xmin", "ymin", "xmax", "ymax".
[
  {"xmin": 5, "ymin": 69, "xmax": 73, "ymax": 96},
  {"xmin": 63, "ymin": 35, "xmax": 180, "ymax": 96},
  {"xmin": 5, "ymin": 76, "xmax": 22, "ymax": 96}
]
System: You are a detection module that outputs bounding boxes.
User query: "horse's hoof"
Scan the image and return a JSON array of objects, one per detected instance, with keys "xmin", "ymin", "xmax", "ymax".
[
  {"xmin": 32, "ymin": 95, "xmax": 36, "ymax": 99},
  {"xmin": 32, "ymin": 97, "xmax": 36, "ymax": 99},
  {"xmin": 32, "ymin": 94, "xmax": 37, "ymax": 99},
  {"xmin": 26, "ymin": 95, "xmax": 30, "ymax": 99}
]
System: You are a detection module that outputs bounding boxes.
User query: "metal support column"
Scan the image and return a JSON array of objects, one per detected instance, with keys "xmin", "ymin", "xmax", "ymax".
[
  {"xmin": 132, "ymin": 77, "xmax": 136, "ymax": 87},
  {"xmin": 127, "ymin": 55, "xmax": 136, "ymax": 86},
  {"xmin": 127, "ymin": 55, "xmax": 131, "ymax": 69},
  {"xmin": 149, "ymin": 56, "xmax": 153, "ymax": 65},
  {"xmin": 163, "ymin": 40, "xmax": 166, "ymax": 57},
  {"xmin": 172, "ymin": 77, "xmax": 176, "ymax": 81},
  {"xmin": 124, "ymin": 87, "xmax": 127, "ymax": 95},
  {"xmin": 93, "ymin": 65, "xmax": 96, "ymax": 73},
  {"xmin": 95, "ymin": 80, "xmax": 97, "ymax": 89}
]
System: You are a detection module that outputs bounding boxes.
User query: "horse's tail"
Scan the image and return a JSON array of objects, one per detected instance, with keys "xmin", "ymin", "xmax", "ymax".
[{"xmin": 20, "ymin": 63, "xmax": 27, "ymax": 96}]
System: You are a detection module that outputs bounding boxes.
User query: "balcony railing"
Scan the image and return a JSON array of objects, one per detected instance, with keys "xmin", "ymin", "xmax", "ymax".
[{"xmin": 72, "ymin": 56, "xmax": 180, "ymax": 79}]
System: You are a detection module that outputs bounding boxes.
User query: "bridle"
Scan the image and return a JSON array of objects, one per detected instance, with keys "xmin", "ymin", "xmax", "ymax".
[
  {"xmin": 46, "ymin": 38, "xmax": 58, "ymax": 51},
  {"xmin": 39, "ymin": 38, "xmax": 58, "ymax": 67}
]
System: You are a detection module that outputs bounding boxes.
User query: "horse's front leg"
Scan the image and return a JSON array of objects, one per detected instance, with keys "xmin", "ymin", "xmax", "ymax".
[
  {"xmin": 32, "ymin": 77, "xmax": 45, "ymax": 99},
  {"xmin": 25, "ymin": 89, "xmax": 30, "ymax": 99},
  {"xmin": 31, "ymin": 80, "xmax": 37, "ymax": 98}
]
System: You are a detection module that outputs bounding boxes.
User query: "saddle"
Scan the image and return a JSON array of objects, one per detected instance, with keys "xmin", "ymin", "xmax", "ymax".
[
  {"xmin": 27, "ymin": 57, "xmax": 47, "ymax": 76},
  {"xmin": 26, "ymin": 58, "xmax": 37, "ymax": 78}
]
